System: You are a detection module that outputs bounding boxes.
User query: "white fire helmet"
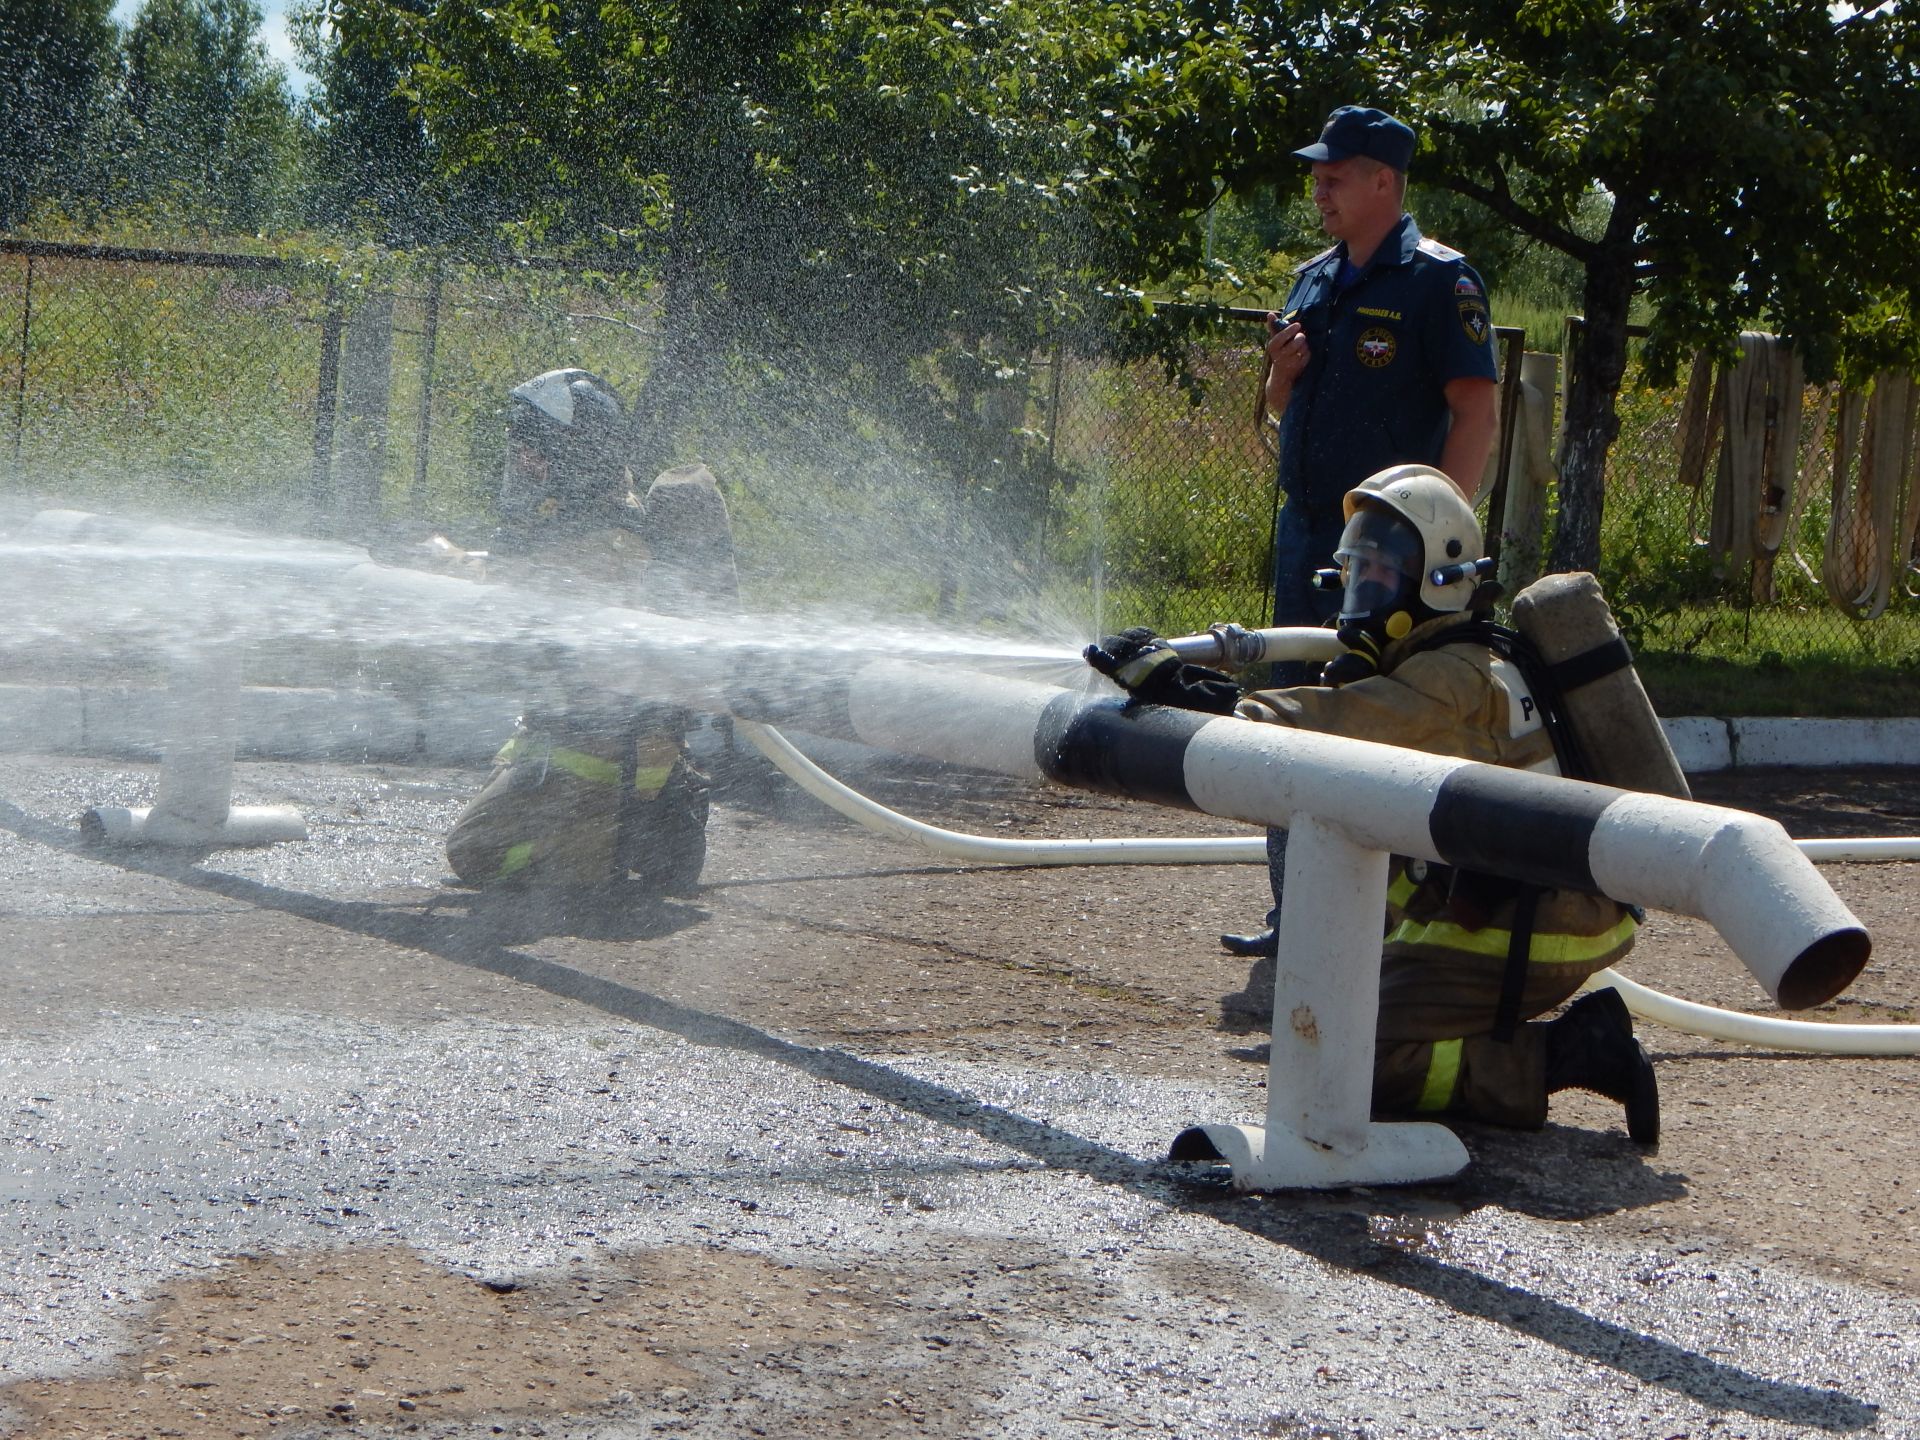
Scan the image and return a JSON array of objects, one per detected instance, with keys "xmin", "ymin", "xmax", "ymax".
[{"xmin": 1334, "ymin": 465, "xmax": 1486, "ymax": 636}]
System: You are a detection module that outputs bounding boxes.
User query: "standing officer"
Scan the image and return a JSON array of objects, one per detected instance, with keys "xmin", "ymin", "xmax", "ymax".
[{"xmin": 1226, "ymin": 103, "xmax": 1503, "ymax": 966}]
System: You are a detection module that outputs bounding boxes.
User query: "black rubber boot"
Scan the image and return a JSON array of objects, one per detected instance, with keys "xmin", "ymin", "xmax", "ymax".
[
  {"xmin": 1546, "ymin": 989, "xmax": 1660, "ymax": 1147},
  {"xmin": 1219, "ymin": 927, "xmax": 1279, "ymax": 959}
]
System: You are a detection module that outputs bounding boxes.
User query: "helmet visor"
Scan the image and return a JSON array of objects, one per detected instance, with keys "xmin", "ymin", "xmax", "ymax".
[{"xmin": 1334, "ymin": 505, "xmax": 1423, "ymax": 621}]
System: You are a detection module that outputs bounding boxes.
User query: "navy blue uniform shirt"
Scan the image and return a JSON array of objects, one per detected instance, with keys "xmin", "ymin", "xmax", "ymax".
[{"xmin": 1276, "ymin": 213, "xmax": 1499, "ymax": 507}]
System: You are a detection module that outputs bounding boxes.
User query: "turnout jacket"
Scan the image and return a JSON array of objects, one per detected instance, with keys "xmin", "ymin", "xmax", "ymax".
[{"xmin": 1235, "ymin": 613, "xmax": 1637, "ymax": 972}]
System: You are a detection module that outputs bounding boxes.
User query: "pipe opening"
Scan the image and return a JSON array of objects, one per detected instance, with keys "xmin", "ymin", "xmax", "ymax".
[
  {"xmin": 1776, "ymin": 928, "xmax": 1873, "ymax": 1011},
  {"xmin": 1168, "ymin": 1127, "xmax": 1227, "ymax": 1163}
]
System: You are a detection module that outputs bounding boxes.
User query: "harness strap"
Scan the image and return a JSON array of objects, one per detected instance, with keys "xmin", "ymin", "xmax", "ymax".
[
  {"xmin": 1492, "ymin": 885, "xmax": 1541, "ymax": 1044},
  {"xmin": 1546, "ymin": 635, "xmax": 1633, "ymax": 693}
]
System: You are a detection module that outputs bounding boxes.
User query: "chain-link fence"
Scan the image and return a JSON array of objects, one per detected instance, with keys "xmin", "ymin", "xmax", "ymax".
[
  {"xmin": 5, "ymin": 237, "xmax": 1916, "ymax": 671},
  {"xmin": 2, "ymin": 242, "xmax": 331, "ymax": 517}
]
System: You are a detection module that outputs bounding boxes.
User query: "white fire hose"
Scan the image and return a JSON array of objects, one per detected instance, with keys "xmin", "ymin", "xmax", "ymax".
[{"xmin": 735, "ymin": 719, "xmax": 1920, "ymax": 1057}]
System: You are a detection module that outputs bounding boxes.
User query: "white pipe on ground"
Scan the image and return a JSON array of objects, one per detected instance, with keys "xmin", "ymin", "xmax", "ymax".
[
  {"xmin": 735, "ymin": 719, "xmax": 1260, "ymax": 865},
  {"xmin": 1586, "ymin": 970, "xmax": 1920, "ymax": 1055},
  {"xmin": 77, "ymin": 644, "xmax": 308, "ymax": 849},
  {"xmin": 740, "ymin": 718, "xmax": 1920, "ymax": 1058}
]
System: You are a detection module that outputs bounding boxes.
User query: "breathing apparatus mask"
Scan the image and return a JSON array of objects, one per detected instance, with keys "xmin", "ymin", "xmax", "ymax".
[
  {"xmin": 1316, "ymin": 465, "xmax": 1490, "ymax": 687},
  {"xmin": 1335, "ymin": 505, "xmax": 1426, "ymax": 636}
]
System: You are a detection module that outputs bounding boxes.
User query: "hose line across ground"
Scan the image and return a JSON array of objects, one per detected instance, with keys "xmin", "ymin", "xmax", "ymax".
[{"xmin": 738, "ymin": 720, "xmax": 1920, "ymax": 1057}]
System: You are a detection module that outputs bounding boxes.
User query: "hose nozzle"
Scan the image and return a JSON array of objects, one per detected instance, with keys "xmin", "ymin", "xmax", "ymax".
[{"xmin": 1158, "ymin": 622, "xmax": 1346, "ymax": 671}]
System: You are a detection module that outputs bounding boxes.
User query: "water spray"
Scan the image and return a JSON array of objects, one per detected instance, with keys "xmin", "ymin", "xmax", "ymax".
[{"xmin": 0, "ymin": 512, "xmax": 1901, "ymax": 1187}]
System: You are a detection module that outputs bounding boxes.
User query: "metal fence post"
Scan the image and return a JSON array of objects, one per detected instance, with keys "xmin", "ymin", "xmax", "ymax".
[
  {"xmin": 10, "ymin": 252, "xmax": 31, "ymax": 473},
  {"xmin": 1483, "ymin": 326, "xmax": 1528, "ymax": 571},
  {"xmin": 311, "ymin": 284, "xmax": 344, "ymax": 517},
  {"xmin": 338, "ymin": 289, "xmax": 395, "ymax": 534},
  {"xmin": 410, "ymin": 258, "xmax": 443, "ymax": 522}
]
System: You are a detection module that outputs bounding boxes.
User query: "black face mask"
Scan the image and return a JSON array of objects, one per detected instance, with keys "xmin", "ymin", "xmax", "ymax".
[{"xmin": 1334, "ymin": 507, "xmax": 1423, "ymax": 631}]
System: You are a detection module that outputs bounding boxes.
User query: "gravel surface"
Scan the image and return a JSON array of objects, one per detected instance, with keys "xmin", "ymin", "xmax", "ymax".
[{"xmin": 2, "ymin": 752, "xmax": 1917, "ymax": 1438}]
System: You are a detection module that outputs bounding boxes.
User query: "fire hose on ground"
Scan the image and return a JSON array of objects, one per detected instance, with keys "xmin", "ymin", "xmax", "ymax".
[{"xmin": 732, "ymin": 624, "xmax": 1920, "ymax": 1061}]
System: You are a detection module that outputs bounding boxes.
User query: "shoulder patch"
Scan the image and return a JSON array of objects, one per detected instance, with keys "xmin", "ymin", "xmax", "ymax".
[
  {"xmin": 1293, "ymin": 245, "xmax": 1339, "ymax": 274},
  {"xmin": 1416, "ymin": 236, "xmax": 1464, "ymax": 262}
]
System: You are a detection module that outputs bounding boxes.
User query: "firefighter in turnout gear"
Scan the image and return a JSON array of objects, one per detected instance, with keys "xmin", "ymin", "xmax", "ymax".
[
  {"xmin": 1085, "ymin": 465, "xmax": 1659, "ymax": 1145},
  {"xmin": 445, "ymin": 369, "xmax": 738, "ymax": 906}
]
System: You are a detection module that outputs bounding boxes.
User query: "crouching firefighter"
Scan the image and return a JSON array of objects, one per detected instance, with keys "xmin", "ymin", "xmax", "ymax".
[
  {"xmin": 445, "ymin": 368, "xmax": 739, "ymax": 904},
  {"xmin": 1085, "ymin": 465, "xmax": 1660, "ymax": 1146}
]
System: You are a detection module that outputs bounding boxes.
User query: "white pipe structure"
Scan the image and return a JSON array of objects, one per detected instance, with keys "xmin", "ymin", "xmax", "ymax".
[
  {"xmin": 78, "ymin": 644, "xmax": 308, "ymax": 848},
  {"xmin": 832, "ymin": 659, "xmax": 1869, "ymax": 1187},
  {"xmin": 740, "ymin": 718, "xmax": 1920, "ymax": 868},
  {"xmin": 0, "ymin": 515, "xmax": 1880, "ymax": 1189}
]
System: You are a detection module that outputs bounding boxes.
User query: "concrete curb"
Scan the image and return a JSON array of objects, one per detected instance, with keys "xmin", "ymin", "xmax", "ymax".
[
  {"xmin": 1661, "ymin": 716, "xmax": 1920, "ymax": 773},
  {"xmin": 0, "ymin": 684, "xmax": 1912, "ymax": 773}
]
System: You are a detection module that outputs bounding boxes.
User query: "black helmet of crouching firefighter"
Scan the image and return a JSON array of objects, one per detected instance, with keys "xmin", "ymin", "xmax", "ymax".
[
  {"xmin": 1083, "ymin": 463, "xmax": 1659, "ymax": 1147},
  {"xmin": 495, "ymin": 368, "xmax": 637, "ymax": 550}
]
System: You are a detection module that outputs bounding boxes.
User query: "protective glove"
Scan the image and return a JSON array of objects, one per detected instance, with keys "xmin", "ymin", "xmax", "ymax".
[
  {"xmin": 1084, "ymin": 626, "xmax": 1174, "ymax": 687},
  {"xmin": 1084, "ymin": 627, "xmax": 1241, "ymax": 714},
  {"xmin": 1319, "ymin": 623, "xmax": 1384, "ymax": 688}
]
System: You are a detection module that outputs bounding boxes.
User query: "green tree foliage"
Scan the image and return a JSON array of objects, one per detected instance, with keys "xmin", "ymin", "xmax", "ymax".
[
  {"xmin": 1102, "ymin": 0, "xmax": 1920, "ymax": 572},
  {"xmin": 293, "ymin": 0, "xmax": 443, "ymax": 243},
  {"xmin": 1390, "ymin": 0, "xmax": 1920, "ymax": 572},
  {"xmin": 0, "ymin": 0, "xmax": 120, "ymax": 229},
  {"xmin": 317, "ymin": 0, "xmax": 1176, "ymax": 498},
  {"xmin": 113, "ymin": 0, "xmax": 300, "ymax": 230}
]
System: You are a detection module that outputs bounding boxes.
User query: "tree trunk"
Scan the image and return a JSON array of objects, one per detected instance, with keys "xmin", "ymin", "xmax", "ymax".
[{"xmin": 1547, "ymin": 253, "xmax": 1635, "ymax": 574}]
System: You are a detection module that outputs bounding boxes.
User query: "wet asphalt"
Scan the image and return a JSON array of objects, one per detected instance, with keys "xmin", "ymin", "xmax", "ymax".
[{"xmin": 2, "ymin": 754, "xmax": 1916, "ymax": 1439}]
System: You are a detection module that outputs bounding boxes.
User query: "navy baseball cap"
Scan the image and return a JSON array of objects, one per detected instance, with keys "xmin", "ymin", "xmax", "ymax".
[{"xmin": 1292, "ymin": 106, "xmax": 1417, "ymax": 170}]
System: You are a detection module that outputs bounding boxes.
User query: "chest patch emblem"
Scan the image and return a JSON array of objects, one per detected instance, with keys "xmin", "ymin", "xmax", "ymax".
[{"xmin": 1356, "ymin": 327, "xmax": 1397, "ymax": 368}]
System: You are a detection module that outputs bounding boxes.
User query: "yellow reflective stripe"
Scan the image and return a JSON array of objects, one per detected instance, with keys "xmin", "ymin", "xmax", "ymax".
[
  {"xmin": 1386, "ymin": 870, "xmax": 1420, "ymax": 906},
  {"xmin": 1385, "ymin": 911, "xmax": 1638, "ymax": 964},
  {"xmin": 498, "ymin": 841, "xmax": 534, "ymax": 878},
  {"xmin": 499, "ymin": 736, "xmax": 671, "ymax": 791},
  {"xmin": 1417, "ymin": 1039, "xmax": 1462, "ymax": 1112},
  {"xmin": 548, "ymin": 748, "xmax": 623, "ymax": 786}
]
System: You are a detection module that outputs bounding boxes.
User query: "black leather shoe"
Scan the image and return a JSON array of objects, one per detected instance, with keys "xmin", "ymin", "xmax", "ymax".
[
  {"xmin": 1546, "ymin": 989, "xmax": 1660, "ymax": 1147},
  {"xmin": 1219, "ymin": 927, "xmax": 1279, "ymax": 958}
]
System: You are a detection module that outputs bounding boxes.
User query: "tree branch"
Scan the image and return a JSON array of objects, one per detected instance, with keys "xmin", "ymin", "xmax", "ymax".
[{"xmin": 1440, "ymin": 169, "xmax": 1598, "ymax": 264}]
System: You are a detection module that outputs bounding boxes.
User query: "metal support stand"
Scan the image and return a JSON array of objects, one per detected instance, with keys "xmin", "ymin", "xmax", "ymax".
[
  {"xmin": 1171, "ymin": 815, "xmax": 1469, "ymax": 1189},
  {"xmin": 82, "ymin": 647, "xmax": 307, "ymax": 847}
]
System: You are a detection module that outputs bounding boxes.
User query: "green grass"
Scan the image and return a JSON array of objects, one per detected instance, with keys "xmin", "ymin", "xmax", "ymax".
[{"xmin": 1638, "ymin": 650, "xmax": 1920, "ymax": 717}]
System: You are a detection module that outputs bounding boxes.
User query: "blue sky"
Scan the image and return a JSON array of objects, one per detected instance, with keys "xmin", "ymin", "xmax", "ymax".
[{"xmin": 109, "ymin": 0, "xmax": 315, "ymax": 94}]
